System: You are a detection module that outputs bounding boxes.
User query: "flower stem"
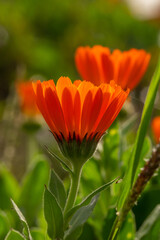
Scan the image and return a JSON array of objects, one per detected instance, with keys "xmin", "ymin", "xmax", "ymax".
[
  {"xmin": 64, "ymin": 165, "xmax": 82, "ymax": 214},
  {"xmin": 109, "ymin": 144, "xmax": 160, "ymax": 240}
]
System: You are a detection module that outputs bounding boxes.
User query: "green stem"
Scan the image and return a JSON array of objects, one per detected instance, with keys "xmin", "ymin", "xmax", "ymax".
[
  {"xmin": 64, "ymin": 165, "xmax": 82, "ymax": 213},
  {"xmin": 108, "ymin": 208, "xmax": 126, "ymax": 240}
]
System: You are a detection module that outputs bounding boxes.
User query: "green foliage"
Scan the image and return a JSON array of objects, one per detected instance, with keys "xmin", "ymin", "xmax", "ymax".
[
  {"xmin": 30, "ymin": 229, "xmax": 46, "ymax": 240},
  {"xmin": 11, "ymin": 199, "xmax": 32, "ymax": 240},
  {"xmin": 0, "ymin": 165, "xmax": 19, "ymax": 210},
  {"xmin": 102, "ymin": 208, "xmax": 117, "ymax": 240},
  {"xmin": 44, "ymin": 187, "xmax": 64, "ymax": 239},
  {"xmin": 66, "ymin": 177, "xmax": 118, "ymax": 222},
  {"xmin": 118, "ymin": 58, "xmax": 160, "ymax": 211},
  {"xmin": 19, "ymin": 157, "xmax": 49, "ymax": 225},
  {"xmin": 5, "ymin": 229, "xmax": 25, "ymax": 240},
  {"xmin": 64, "ymin": 194, "xmax": 99, "ymax": 240},
  {"xmin": 78, "ymin": 223, "xmax": 97, "ymax": 240},
  {"xmin": 0, "ymin": 210, "xmax": 10, "ymax": 239},
  {"xmin": 136, "ymin": 205, "xmax": 160, "ymax": 240}
]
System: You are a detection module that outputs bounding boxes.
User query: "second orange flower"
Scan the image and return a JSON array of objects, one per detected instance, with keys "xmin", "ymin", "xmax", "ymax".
[{"xmin": 75, "ymin": 45, "xmax": 150, "ymax": 90}]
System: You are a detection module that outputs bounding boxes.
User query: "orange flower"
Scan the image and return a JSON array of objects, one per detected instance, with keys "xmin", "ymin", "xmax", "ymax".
[
  {"xmin": 16, "ymin": 81, "xmax": 39, "ymax": 116},
  {"xmin": 75, "ymin": 45, "xmax": 150, "ymax": 90},
  {"xmin": 32, "ymin": 77, "xmax": 129, "ymax": 162},
  {"xmin": 151, "ymin": 117, "xmax": 160, "ymax": 144}
]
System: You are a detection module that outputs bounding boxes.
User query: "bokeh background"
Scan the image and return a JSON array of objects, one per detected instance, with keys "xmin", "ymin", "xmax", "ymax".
[{"xmin": 0, "ymin": 0, "xmax": 160, "ymax": 239}]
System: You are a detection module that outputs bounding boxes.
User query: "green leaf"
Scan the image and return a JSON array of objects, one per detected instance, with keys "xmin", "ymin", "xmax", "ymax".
[
  {"xmin": 102, "ymin": 208, "xmax": 117, "ymax": 240},
  {"xmin": 66, "ymin": 177, "xmax": 118, "ymax": 221},
  {"xmin": 0, "ymin": 210, "xmax": 10, "ymax": 239},
  {"xmin": 0, "ymin": 165, "xmax": 19, "ymax": 210},
  {"xmin": 118, "ymin": 58, "xmax": 160, "ymax": 210},
  {"xmin": 136, "ymin": 205, "xmax": 160, "ymax": 240},
  {"xmin": 78, "ymin": 223, "xmax": 97, "ymax": 240},
  {"xmin": 44, "ymin": 187, "xmax": 64, "ymax": 239},
  {"xmin": 65, "ymin": 226, "xmax": 83, "ymax": 240},
  {"xmin": 19, "ymin": 158, "xmax": 49, "ymax": 225},
  {"xmin": 11, "ymin": 199, "xmax": 32, "ymax": 240},
  {"xmin": 30, "ymin": 228, "xmax": 46, "ymax": 240},
  {"xmin": 49, "ymin": 169, "xmax": 66, "ymax": 209},
  {"xmin": 45, "ymin": 146, "xmax": 73, "ymax": 175},
  {"xmin": 5, "ymin": 229, "xmax": 25, "ymax": 240},
  {"xmin": 64, "ymin": 194, "xmax": 99, "ymax": 240},
  {"xmin": 118, "ymin": 212, "xmax": 136, "ymax": 240}
]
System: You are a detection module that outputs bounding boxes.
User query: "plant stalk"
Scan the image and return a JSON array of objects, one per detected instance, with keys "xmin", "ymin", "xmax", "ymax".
[
  {"xmin": 64, "ymin": 165, "xmax": 82, "ymax": 214},
  {"xmin": 109, "ymin": 144, "xmax": 160, "ymax": 240}
]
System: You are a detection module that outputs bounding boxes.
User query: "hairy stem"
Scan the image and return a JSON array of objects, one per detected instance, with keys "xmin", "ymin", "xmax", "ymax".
[{"xmin": 109, "ymin": 144, "xmax": 160, "ymax": 240}]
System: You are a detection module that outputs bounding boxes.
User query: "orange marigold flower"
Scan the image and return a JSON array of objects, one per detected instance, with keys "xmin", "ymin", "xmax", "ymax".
[
  {"xmin": 32, "ymin": 77, "xmax": 129, "ymax": 162},
  {"xmin": 151, "ymin": 117, "xmax": 160, "ymax": 144},
  {"xmin": 16, "ymin": 81, "xmax": 39, "ymax": 116},
  {"xmin": 75, "ymin": 45, "xmax": 151, "ymax": 90}
]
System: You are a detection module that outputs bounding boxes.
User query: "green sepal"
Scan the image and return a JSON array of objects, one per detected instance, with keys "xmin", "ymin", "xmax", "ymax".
[
  {"xmin": 45, "ymin": 146, "xmax": 73, "ymax": 175},
  {"xmin": 58, "ymin": 134, "xmax": 99, "ymax": 165},
  {"xmin": 64, "ymin": 194, "xmax": 99, "ymax": 240},
  {"xmin": 44, "ymin": 187, "xmax": 64, "ymax": 239},
  {"xmin": 11, "ymin": 199, "xmax": 32, "ymax": 240},
  {"xmin": 5, "ymin": 229, "xmax": 25, "ymax": 240},
  {"xmin": 49, "ymin": 169, "xmax": 67, "ymax": 209}
]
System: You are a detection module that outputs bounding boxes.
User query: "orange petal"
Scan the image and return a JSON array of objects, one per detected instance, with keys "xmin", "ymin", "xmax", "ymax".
[
  {"xmin": 32, "ymin": 81, "xmax": 59, "ymax": 135},
  {"xmin": 56, "ymin": 77, "xmax": 73, "ymax": 103},
  {"xmin": 62, "ymin": 87, "xmax": 74, "ymax": 137},
  {"xmin": 80, "ymin": 90, "xmax": 93, "ymax": 139},
  {"xmin": 45, "ymin": 86, "xmax": 68, "ymax": 139},
  {"xmin": 74, "ymin": 90, "xmax": 81, "ymax": 138}
]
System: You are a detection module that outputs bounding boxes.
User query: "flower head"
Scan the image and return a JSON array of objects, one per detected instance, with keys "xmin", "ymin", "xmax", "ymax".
[
  {"xmin": 151, "ymin": 117, "xmax": 160, "ymax": 144},
  {"xmin": 16, "ymin": 81, "xmax": 39, "ymax": 116},
  {"xmin": 32, "ymin": 77, "xmax": 129, "ymax": 163},
  {"xmin": 75, "ymin": 45, "xmax": 150, "ymax": 90}
]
